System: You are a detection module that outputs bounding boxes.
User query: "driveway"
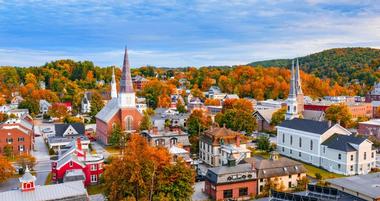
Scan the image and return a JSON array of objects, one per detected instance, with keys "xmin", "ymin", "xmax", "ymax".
[
  {"xmin": 0, "ymin": 178, "xmax": 18, "ymax": 192},
  {"xmin": 32, "ymin": 136, "xmax": 52, "ymax": 186},
  {"xmin": 192, "ymin": 181, "xmax": 209, "ymax": 201}
]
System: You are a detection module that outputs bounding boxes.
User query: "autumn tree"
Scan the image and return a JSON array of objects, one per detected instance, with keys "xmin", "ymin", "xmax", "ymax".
[
  {"xmin": 204, "ymin": 98, "xmax": 220, "ymax": 106},
  {"xmin": 190, "ymin": 84, "xmax": 205, "ymax": 99},
  {"xmin": 176, "ymin": 99, "xmax": 187, "ymax": 113},
  {"xmin": 187, "ymin": 109, "xmax": 212, "ymax": 136},
  {"xmin": 325, "ymin": 103, "xmax": 352, "ymax": 128},
  {"xmin": 16, "ymin": 154, "xmax": 36, "ymax": 171},
  {"xmin": 89, "ymin": 92, "xmax": 104, "ymax": 118},
  {"xmin": 48, "ymin": 103, "xmax": 68, "ymax": 120},
  {"xmin": 140, "ymin": 111, "xmax": 153, "ymax": 131},
  {"xmin": 103, "ymin": 134, "xmax": 194, "ymax": 201},
  {"xmin": 0, "ymin": 156, "xmax": 14, "ymax": 183},
  {"xmin": 270, "ymin": 107, "xmax": 287, "ymax": 126},
  {"xmin": 18, "ymin": 99, "xmax": 39, "ymax": 116},
  {"xmin": 157, "ymin": 93, "xmax": 171, "ymax": 108},
  {"xmin": 108, "ymin": 124, "xmax": 123, "ymax": 148},
  {"xmin": 0, "ymin": 113, "xmax": 9, "ymax": 123}
]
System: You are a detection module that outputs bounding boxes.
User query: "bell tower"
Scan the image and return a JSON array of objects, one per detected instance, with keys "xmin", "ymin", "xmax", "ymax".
[{"xmin": 285, "ymin": 60, "xmax": 299, "ymax": 120}]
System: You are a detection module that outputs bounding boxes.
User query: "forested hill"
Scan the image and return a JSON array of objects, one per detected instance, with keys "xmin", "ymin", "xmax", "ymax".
[{"xmin": 248, "ymin": 47, "xmax": 380, "ymax": 85}]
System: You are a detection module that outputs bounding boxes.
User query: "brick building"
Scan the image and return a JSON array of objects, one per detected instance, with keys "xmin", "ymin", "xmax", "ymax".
[
  {"xmin": 358, "ymin": 119, "xmax": 380, "ymax": 141},
  {"xmin": 95, "ymin": 48, "xmax": 143, "ymax": 145},
  {"xmin": 305, "ymin": 101, "xmax": 372, "ymax": 119},
  {"xmin": 0, "ymin": 117, "xmax": 34, "ymax": 156}
]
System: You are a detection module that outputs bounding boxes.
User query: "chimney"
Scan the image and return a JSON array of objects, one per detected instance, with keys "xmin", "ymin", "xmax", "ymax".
[
  {"xmin": 153, "ymin": 127, "xmax": 158, "ymax": 135},
  {"xmin": 251, "ymin": 162, "xmax": 256, "ymax": 171},
  {"xmin": 328, "ymin": 120, "xmax": 332, "ymax": 127},
  {"xmin": 76, "ymin": 137, "xmax": 82, "ymax": 151},
  {"xmin": 236, "ymin": 135, "xmax": 240, "ymax": 147}
]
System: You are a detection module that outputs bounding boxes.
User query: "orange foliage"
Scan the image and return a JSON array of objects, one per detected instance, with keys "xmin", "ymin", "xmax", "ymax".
[{"xmin": 204, "ymin": 98, "xmax": 221, "ymax": 106}]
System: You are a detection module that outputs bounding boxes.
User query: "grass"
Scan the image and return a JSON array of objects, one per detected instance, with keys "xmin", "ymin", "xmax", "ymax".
[
  {"xmin": 45, "ymin": 172, "xmax": 52, "ymax": 185},
  {"xmin": 87, "ymin": 184, "xmax": 106, "ymax": 195},
  {"xmin": 301, "ymin": 163, "xmax": 345, "ymax": 179},
  {"xmin": 249, "ymin": 148, "xmax": 271, "ymax": 159}
]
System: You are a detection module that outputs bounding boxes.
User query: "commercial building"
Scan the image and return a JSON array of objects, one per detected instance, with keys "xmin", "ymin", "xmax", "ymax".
[{"xmin": 358, "ymin": 119, "xmax": 380, "ymax": 141}]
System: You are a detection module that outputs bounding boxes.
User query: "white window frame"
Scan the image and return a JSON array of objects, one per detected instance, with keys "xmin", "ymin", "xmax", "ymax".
[
  {"xmin": 91, "ymin": 164, "xmax": 97, "ymax": 171},
  {"xmin": 91, "ymin": 175, "xmax": 97, "ymax": 183}
]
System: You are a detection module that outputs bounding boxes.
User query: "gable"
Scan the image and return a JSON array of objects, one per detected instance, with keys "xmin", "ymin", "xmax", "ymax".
[
  {"xmin": 63, "ymin": 125, "xmax": 79, "ymax": 137},
  {"xmin": 321, "ymin": 124, "xmax": 352, "ymax": 143}
]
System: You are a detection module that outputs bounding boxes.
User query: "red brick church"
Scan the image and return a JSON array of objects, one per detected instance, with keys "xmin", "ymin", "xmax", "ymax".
[{"xmin": 95, "ymin": 48, "xmax": 143, "ymax": 145}]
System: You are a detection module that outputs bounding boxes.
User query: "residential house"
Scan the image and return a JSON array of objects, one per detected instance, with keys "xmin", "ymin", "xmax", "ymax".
[
  {"xmin": 151, "ymin": 108, "xmax": 189, "ymax": 131},
  {"xmin": 244, "ymin": 152, "xmax": 307, "ymax": 195},
  {"xmin": 0, "ymin": 117, "xmax": 34, "ymax": 156},
  {"xmin": 47, "ymin": 123, "xmax": 89, "ymax": 152},
  {"xmin": 199, "ymin": 127, "xmax": 250, "ymax": 167},
  {"xmin": 253, "ymin": 108, "xmax": 280, "ymax": 132},
  {"xmin": 10, "ymin": 95, "xmax": 24, "ymax": 108},
  {"xmin": 132, "ymin": 75, "xmax": 148, "ymax": 90},
  {"xmin": 365, "ymin": 82, "xmax": 380, "ymax": 102},
  {"xmin": 39, "ymin": 99, "xmax": 51, "ymax": 114},
  {"xmin": 51, "ymin": 138, "xmax": 104, "ymax": 186},
  {"xmin": 7, "ymin": 109, "xmax": 29, "ymax": 118},
  {"xmin": 255, "ymin": 99, "xmax": 285, "ymax": 110},
  {"xmin": 170, "ymin": 94, "xmax": 184, "ymax": 109},
  {"xmin": 187, "ymin": 97, "xmax": 204, "ymax": 112},
  {"xmin": 141, "ymin": 127, "xmax": 191, "ymax": 152},
  {"xmin": 358, "ymin": 119, "xmax": 380, "ymax": 141},
  {"xmin": 81, "ymin": 92, "xmax": 91, "ymax": 114}
]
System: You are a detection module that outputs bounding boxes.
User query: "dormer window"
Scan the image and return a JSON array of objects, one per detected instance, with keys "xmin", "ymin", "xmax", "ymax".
[{"xmin": 69, "ymin": 161, "xmax": 73, "ymax": 167}]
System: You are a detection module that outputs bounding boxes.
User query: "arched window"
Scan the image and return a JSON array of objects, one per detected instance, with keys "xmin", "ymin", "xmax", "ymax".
[
  {"xmin": 126, "ymin": 116, "xmax": 133, "ymax": 131},
  {"xmin": 170, "ymin": 138, "xmax": 178, "ymax": 146}
]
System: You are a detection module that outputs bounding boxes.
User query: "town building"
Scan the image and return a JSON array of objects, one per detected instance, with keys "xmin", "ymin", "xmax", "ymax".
[
  {"xmin": 47, "ymin": 123, "xmax": 89, "ymax": 152},
  {"xmin": 0, "ymin": 104, "xmax": 11, "ymax": 113},
  {"xmin": 151, "ymin": 108, "xmax": 189, "ymax": 131},
  {"xmin": 285, "ymin": 59, "xmax": 304, "ymax": 120},
  {"xmin": 187, "ymin": 97, "xmax": 204, "ymax": 112},
  {"xmin": 39, "ymin": 99, "xmax": 51, "ymax": 114},
  {"xmin": 305, "ymin": 101, "xmax": 373, "ymax": 119},
  {"xmin": 327, "ymin": 172, "xmax": 380, "ymax": 201},
  {"xmin": 358, "ymin": 119, "xmax": 380, "ymax": 141},
  {"xmin": 141, "ymin": 127, "xmax": 191, "ymax": 152},
  {"xmin": 199, "ymin": 127, "xmax": 250, "ymax": 167},
  {"xmin": 255, "ymin": 99, "xmax": 284, "ymax": 110},
  {"xmin": 51, "ymin": 138, "xmax": 104, "ymax": 186},
  {"xmin": 95, "ymin": 48, "xmax": 143, "ymax": 145},
  {"xmin": 0, "ymin": 116, "xmax": 34, "ymax": 156},
  {"xmin": 7, "ymin": 108, "xmax": 29, "ymax": 119},
  {"xmin": 170, "ymin": 94, "xmax": 185, "ymax": 109},
  {"xmin": 277, "ymin": 118, "xmax": 376, "ymax": 175},
  {"xmin": 132, "ymin": 75, "xmax": 148, "ymax": 90},
  {"xmin": 0, "ymin": 168, "xmax": 88, "ymax": 201},
  {"xmin": 244, "ymin": 152, "xmax": 307, "ymax": 195},
  {"xmin": 253, "ymin": 108, "xmax": 280, "ymax": 132},
  {"xmin": 365, "ymin": 82, "xmax": 380, "ymax": 102},
  {"xmin": 204, "ymin": 163, "xmax": 257, "ymax": 200},
  {"xmin": 10, "ymin": 95, "xmax": 24, "ymax": 108},
  {"xmin": 81, "ymin": 92, "xmax": 91, "ymax": 114}
]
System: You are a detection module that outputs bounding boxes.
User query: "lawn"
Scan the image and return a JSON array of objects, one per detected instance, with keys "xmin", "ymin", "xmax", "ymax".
[
  {"xmin": 249, "ymin": 148, "xmax": 270, "ymax": 159},
  {"xmin": 302, "ymin": 163, "xmax": 345, "ymax": 179},
  {"xmin": 104, "ymin": 146, "xmax": 121, "ymax": 154},
  {"xmin": 87, "ymin": 184, "xmax": 106, "ymax": 195}
]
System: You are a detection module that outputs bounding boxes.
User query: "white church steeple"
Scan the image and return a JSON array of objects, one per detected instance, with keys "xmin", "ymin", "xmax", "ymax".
[
  {"xmin": 111, "ymin": 67, "xmax": 117, "ymax": 99},
  {"xmin": 118, "ymin": 47, "xmax": 136, "ymax": 108},
  {"xmin": 285, "ymin": 60, "xmax": 299, "ymax": 120}
]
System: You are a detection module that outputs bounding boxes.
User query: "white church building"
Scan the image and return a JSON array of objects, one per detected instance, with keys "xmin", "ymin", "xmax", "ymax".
[{"xmin": 277, "ymin": 59, "xmax": 376, "ymax": 176}]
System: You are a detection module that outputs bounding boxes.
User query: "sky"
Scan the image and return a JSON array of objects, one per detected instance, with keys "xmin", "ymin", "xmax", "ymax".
[{"xmin": 0, "ymin": 0, "xmax": 380, "ymax": 67}]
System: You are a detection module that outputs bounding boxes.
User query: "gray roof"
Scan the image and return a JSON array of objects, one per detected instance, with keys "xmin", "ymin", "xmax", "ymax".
[
  {"xmin": 278, "ymin": 118, "xmax": 333, "ymax": 134},
  {"xmin": 303, "ymin": 110, "xmax": 325, "ymax": 121},
  {"xmin": 0, "ymin": 181, "xmax": 87, "ymax": 201},
  {"xmin": 254, "ymin": 108, "xmax": 279, "ymax": 123},
  {"xmin": 322, "ymin": 134, "xmax": 368, "ymax": 152},
  {"xmin": 95, "ymin": 98, "xmax": 119, "ymax": 123},
  {"xmin": 54, "ymin": 123, "xmax": 85, "ymax": 137},
  {"xmin": 327, "ymin": 172, "xmax": 380, "ymax": 199},
  {"xmin": 208, "ymin": 163, "xmax": 253, "ymax": 175}
]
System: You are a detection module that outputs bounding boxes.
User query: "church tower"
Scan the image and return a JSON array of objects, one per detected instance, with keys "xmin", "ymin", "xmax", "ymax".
[
  {"xmin": 118, "ymin": 48, "xmax": 136, "ymax": 108},
  {"xmin": 111, "ymin": 67, "xmax": 117, "ymax": 99},
  {"xmin": 295, "ymin": 58, "xmax": 304, "ymax": 113},
  {"xmin": 285, "ymin": 60, "xmax": 299, "ymax": 120}
]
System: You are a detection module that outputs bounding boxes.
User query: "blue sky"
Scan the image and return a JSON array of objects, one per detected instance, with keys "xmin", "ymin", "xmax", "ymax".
[{"xmin": 0, "ymin": 0, "xmax": 379, "ymax": 67}]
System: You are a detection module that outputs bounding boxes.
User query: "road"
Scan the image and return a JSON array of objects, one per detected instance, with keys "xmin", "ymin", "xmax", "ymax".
[
  {"xmin": 192, "ymin": 181, "xmax": 209, "ymax": 201},
  {"xmin": 32, "ymin": 124, "xmax": 53, "ymax": 186}
]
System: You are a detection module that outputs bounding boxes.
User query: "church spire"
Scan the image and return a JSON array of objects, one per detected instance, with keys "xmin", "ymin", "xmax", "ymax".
[
  {"xmin": 285, "ymin": 60, "xmax": 298, "ymax": 120},
  {"xmin": 111, "ymin": 67, "xmax": 117, "ymax": 99},
  {"xmin": 119, "ymin": 47, "xmax": 134, "ymax": 94},
  {"xmin": 289, "ymin": 60, "xmax": 296, "ymax": 99},
  {"xmin": 295, "ymin": 58, "xmax": 303, "ymax": 95}
]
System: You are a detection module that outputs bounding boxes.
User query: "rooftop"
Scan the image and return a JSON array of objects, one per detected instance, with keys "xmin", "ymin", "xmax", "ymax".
[
  {"xmin": 358, "ymin": 119, "xmax": 380, "ymax": 126},
  {"xmin": 322, "ymin": 134, "xmax": 368, "ymax": 152},
  {"xmin": 278, "ymin": 118, "xmax": 334, "ymax": 134}
]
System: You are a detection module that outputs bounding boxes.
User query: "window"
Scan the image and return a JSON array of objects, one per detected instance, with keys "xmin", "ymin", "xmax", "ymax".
[
  {"xmin": 223, "ymin": 189, "xmax": 233, "ymax": 198},
  {"xmin": 91, "ymin": 175, "xmax": 97, "ymax": 183},
  {"xmin": 310, "ymin": 140, "xmax": 313, "ymax": 150},
  {"xmin": 338, "ymin": 164, "xmax": 341, "ymax": 169},
  {"xmin": 170, "ymin": 138, "xmax": 178, "ymax": 145},
  {"xmin": 290, "ymin": 135, "xmax": 293, "ymax": 145},
  {"xmin": 287, "ymin": 106, "xmax": 290, "ymax": 111},
  {"xmin": 239, "ymin": 187, "xmax": 248, "ymax": 196},
  {"xmin": 299, "ymin": 137, "xmax": 302, "ymax": 147},
  {"xmin": 299, "ymin": 152, "xmax": 301, "ymax": 157},
  {"xmin": 288, "ymin": 181, "xmax": 292, "ymax": 188},
  {"xmin": 282, "ymin": 134, "xmax": 285, "ymax": 143},
  {"xmin": 126, "ymin": 116, "xmax": 133, "ymax": 131},
  {"xmin": 91, "ymin": 165, "xmax": 97, "ymax": 171},
  {"xmin": 98, "ymin": 163, "xmax": 102, "ymax": 170},
  {"xmin": 290, "ymin": 150, "xmax": 292, "ymax": 154},
  {"xmin": 293, "ymin": 106, "xmax": 296, "ymax": 112},
  {"xmin": 350, "ymin": 155, "xmax": 354, "ymax": 161},
  {"xmin": 282, "ymin": 147, "xmax": 285, "ymax": 152},
  {"xmin": 364, "ymin": 152, "xmax": 367, "ymax": 160},
  {"xmin": 6, "ymin": 138, "xmax": 13, "ymax": 143},
  {"xmin": 260, "ymin": 185, "xmax": 264, "ymax": 192},
  {"xmin": 18, "ymin": 145, "xmax": 25, "ymax": 152},
  {"xmin": 338, "ymin": 154, "xmax": 341, "ymax": 160},
  {"xmin": 323, "ymin": 146, "xmax": 326, "ymax": 154},
  {"xmin": 372, "ymin": 152, "xmax": 374, "ymax": 158},
  {"xmin": 350, "ymin": 165, "xmax": 353, "ymax": 171},
  {"xmin": 69, "ymin": 161, "xmax": 73, "ymax": 167},
  {"xmin": 18, "ymin": 137, "xmax": 24, "ymax": 142}
]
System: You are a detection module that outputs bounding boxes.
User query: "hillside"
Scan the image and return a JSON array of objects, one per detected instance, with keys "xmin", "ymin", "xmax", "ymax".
[{"xmin": 248, "ymin": 47, "xmax": 380, "ymax": 85}]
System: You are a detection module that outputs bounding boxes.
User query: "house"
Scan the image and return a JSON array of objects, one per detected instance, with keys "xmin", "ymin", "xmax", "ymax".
[
  {"xmin": 208, "ymin": 86, "xmax": 226, "ymax": 100},
  {"xmin": 0, "ymin": 168, "xmax": 88, "ymax": 201},
  {"xmin": 255, "ymin": 99, "xmax": 285, "ymax": 110},
  {"xmin": 199, "ymin": 127, "xmax": 250, "ymax": 167},
  {"xmin": 187, "ymin": 97, "xmax": 204, "ymax": 112},
  {"xmin": 51, "ymin": 138, "xmax": 104, "ymax": 186},
  {"xmin": 204, "ymin": 163, "xmax": 257, "ymax": 200},
  {"xmin": 244, "ymin": 152, "xmax": 307, "ymax": 195},
  {"xmin": 0, "ymin": 117, "xmax": 34, "ymax": 156},
  {"xmin": 0, "ymin": 104, "xmax": 11, "ymax": 113},
  {"xmin": 327, "ymin": 172, "xmax": 380, "ymax": 201},
  {"xmin": 223, "ymin": 94, "xmax": 239, "ymax": 101},
  {"xmin": 277, "ymin": 118, "xmax": 376, "ymax": 175},
  {"xmin": 151, "ymin": 108, "xmax": 189, "ymax": 131},
  {"xmin": 39, "ymin": 99, "xmax": 51, "ymax": 114},
  {"xmin": 302, "ymin": 109, "xmax": 325, "ymax": 121},
  {"xmin": 141, "ymin": 127, "xmax": 191, "ymax": 152},
  {"xmin": 47, "ymin": 123, "xmax": 89, "ymax": 151},
  {"xmin": 358, "ymin": 119, "xmax": 380, "ymax": 141},
  {"xmin": 136, "ymin": 97, "xmax": 147, "ymax": 114},
  {"xmin": 305, "ymin": 101, "xmax": 373, "ymax": 119},
  {"xmin": 170, "ymin": 94, "xmax": 184, "ymax": 109},
  {"xmin": 132, "ymin": 75, "xmax": 148, "ymax": 90},
  {"xmin": 81, "ymin": 92, "xmax": 91, "ymax": 114},
  {"xmin": 365, "ymin": 82, "xmax": 380, "ymax": 102},
  {"xmin": 253, "ymin": 108, "xmax": 280, "ymax": 132},
  {"xmin": 56, "ymin": 102, "xmax": 72, "ymax": 112},
  {"xmin": 169, "ymin": 145, "xmax": 193, "ymax": 164},
  {"xmin": 39, "ymin": 81, "xmax": 46, "ymax": 89},
  {"xmin": 95, "ymin": 48, "xmax": 143, "ymax": 145},
  {"xmin": 7, "ymin": 109, "xmax": 29, "ymax": 118},
  {"xmin": 10, "ymin": 95, "xmax": 24, "ymax": 108}
]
